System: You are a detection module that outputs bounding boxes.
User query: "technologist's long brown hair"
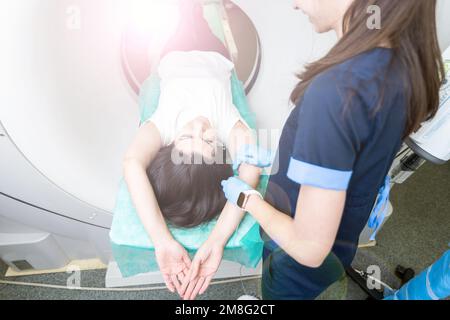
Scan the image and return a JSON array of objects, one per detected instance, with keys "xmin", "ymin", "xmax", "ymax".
[{"xmin": 290, "ymin": 0, "xmax": 445, "ymax": 138}]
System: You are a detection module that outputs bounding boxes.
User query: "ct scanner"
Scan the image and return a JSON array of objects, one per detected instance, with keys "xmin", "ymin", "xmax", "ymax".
[{"xmin": 0, "ymin": 0, "xmax": 449, "ymax": 284}]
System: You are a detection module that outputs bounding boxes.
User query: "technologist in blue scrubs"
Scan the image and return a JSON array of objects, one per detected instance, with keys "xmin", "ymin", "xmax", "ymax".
[{"xmin": 221, "ymin": 0, "xmax": 445, "ymax": 299}]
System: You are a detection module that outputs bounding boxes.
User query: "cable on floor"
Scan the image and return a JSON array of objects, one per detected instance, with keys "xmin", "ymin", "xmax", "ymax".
[{"xmin": 0, "ymin": 275, "xmax": 261, "ymax": 292}]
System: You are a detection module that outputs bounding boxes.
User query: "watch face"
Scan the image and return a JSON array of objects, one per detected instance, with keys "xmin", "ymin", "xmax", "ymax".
[{"xmin": 237, "ymin": 192, "xmax": 246, "ymax": 208}]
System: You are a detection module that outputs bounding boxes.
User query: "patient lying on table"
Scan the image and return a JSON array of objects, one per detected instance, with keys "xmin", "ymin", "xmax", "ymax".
[
  {"xmin": 144, "ymin": 50, "xmax": 252, "ymax": 228},
  {"xmin": 122, "ymin": 0, "xmax": 264, "ymax": 298},
  {"xmin": 123, "ymin": 0, "xmax": 260, "ymax": 230}
]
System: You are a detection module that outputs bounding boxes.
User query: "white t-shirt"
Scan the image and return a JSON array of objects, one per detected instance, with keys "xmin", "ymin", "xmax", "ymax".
[{"xmin": 145, "ymin": 51, "xmax": 250, "ymax": 146}]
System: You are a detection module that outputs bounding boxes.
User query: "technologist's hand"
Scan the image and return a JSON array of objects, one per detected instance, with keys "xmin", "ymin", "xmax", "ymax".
[
  {"xmin": 221, "ymin": 176, "xmax": 254, "ymax": 206},
  {"xmin": 233, "ymin": 144, "xmax": 273, "ymax": 171},
  {"xmin": 154, "ymin": 239, "xmax": 192, "ymax": 296},
  {"xmin": 180, "ymin": 240, "xmax": 224, "ymax": 300}
]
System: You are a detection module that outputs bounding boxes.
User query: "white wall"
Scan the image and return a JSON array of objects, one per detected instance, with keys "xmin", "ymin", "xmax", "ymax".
[
  {"xmin": 236, "ymin": 0, "xmax": 450, "ymax": 135},
  {"xmin": 437, "ymin": 0, "xmax": 450, "ymax": 50},
  {"xmin": 233, "ymin": 0, "xmax": 336, "ymax": 133}
]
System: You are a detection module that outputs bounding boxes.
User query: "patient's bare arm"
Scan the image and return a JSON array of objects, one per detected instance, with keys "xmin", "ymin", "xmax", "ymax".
[
  {"xmin": 122, "ymin": 121, "xmax": 191, "ymax": 294},
  {"xmin": 122, "ymin": 121, "xmax": 172, "ymax": 245},
  {"xmin": 207, "ymin": 164, "xmax": 261, "ymax": 245},
  {"xmin": 207, "ymin": 121, "xmax": 263, "ymax": 245},
  {"xmin": 179, "ymin": 121, "xmax": 263, "ymax": 300}
]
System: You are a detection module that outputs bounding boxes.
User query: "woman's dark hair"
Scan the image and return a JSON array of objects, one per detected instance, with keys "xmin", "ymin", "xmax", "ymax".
[
  {"xmin": 147, "ymin": 144, "xmax": 234, "ymax": 228},
  {"xmin": 290, "ymin": 0, "xmax": 445, "ymax": 138}
]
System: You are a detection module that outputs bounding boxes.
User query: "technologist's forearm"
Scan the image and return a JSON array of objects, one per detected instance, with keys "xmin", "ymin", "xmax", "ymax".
[
  {"xmin": 123, "ymin": 161, "xmax": 173, "ymax": 246},
  {"xmin": 245, "ymin": 196, "xmax": 328, "ymax": 268}
]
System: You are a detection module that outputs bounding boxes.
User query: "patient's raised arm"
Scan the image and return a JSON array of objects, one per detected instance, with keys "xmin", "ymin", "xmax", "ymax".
[
  {"xmin": 205, "ymin": 120, "xmax": 263, "ymax": 245},
  {"xmin": 180, "ymin": 121, "xmax": 265, "ymax": 300},
  {"xmin": 228, "ymin": 121, "xmax": 263, "ymax": 186}
]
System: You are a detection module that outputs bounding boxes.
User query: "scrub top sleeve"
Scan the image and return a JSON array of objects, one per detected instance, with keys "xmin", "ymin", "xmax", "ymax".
[{"xmin": 288, "ymin": 72, "xmax": 369, "ymax": 191}]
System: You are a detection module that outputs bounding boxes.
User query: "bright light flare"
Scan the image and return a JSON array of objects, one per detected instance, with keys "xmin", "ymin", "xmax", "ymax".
[{"xmin": 128, "ymin": 0, "xmax": 180, "ymax": 36}]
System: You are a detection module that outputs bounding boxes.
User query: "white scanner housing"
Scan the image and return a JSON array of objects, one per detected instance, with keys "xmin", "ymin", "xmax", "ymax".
[{"xmin": 406, "ymin": 47, "xmax": 450, "ymax": 164}]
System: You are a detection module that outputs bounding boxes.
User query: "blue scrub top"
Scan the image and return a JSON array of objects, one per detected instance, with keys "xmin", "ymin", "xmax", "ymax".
[{"xmin": 262, "ymin": 48, "xmax": 407, "ymax": 299}]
